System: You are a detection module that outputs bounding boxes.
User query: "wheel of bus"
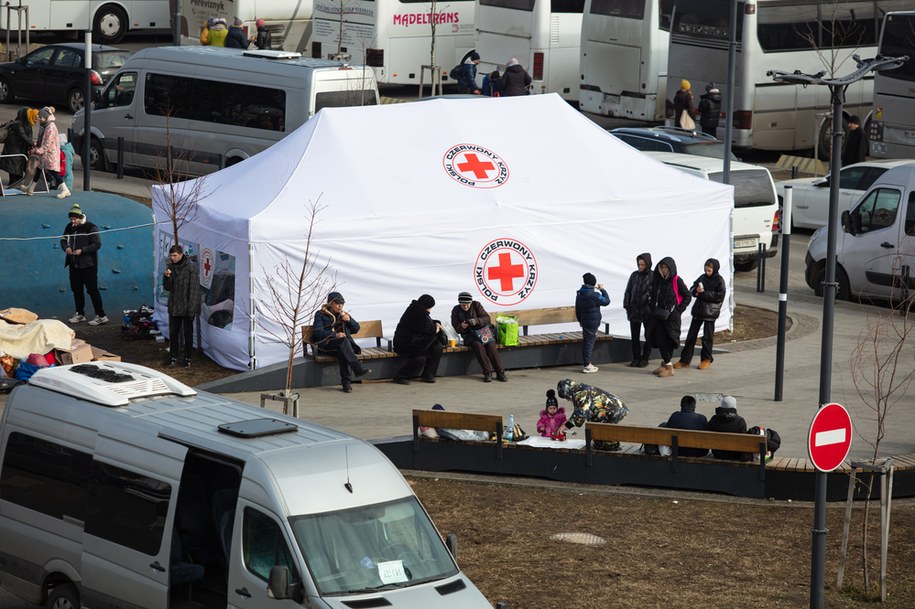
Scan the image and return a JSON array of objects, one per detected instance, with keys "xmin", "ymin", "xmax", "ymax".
[
  {"xmin": 67, "ymin": 87, "xmax": 85, "ymax": 114},
  {"xmin": 94, "ymin": 4, "xmax": 129, "ymax": 45},
  {"xmin": 47, "ymin": 583, "xmax": 80, "ymax": 609},
  {"xmin": 813, "ymin": 265, "xmax": 851, "ymax": 301},
  {"xmin": 0, "ymin": 76, "xmax": 13, "ymax": 104},
  {"xmin": 86, "ymin": 136, "xmax": 110, "ymax": 172}
]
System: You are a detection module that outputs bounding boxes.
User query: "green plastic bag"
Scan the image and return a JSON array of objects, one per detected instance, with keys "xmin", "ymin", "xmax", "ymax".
[{"xmin": 496, "ymin": 315, "xmax": 519, "ymax": 347}]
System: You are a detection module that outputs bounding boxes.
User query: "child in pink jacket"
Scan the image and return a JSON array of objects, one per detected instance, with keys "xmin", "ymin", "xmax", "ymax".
[{"xmin": 537, "ymin": 390, "xmax": 567, "ymax": 438}]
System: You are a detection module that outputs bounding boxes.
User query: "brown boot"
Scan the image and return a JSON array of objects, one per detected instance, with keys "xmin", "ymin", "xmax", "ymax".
[
  {"xmin": 673, "ymin": 361, "xmax": 689, "ymax": 369},
  {"xmin": 698, "ymin": 359, "xmax": 712, "ymax": 370},
  {"xmin": 657, "ymin": 363, "xmax": 675, "ymax": 378},
  {"xmin": 652, "ymin": 364, "xmax": 665, "ymax": 375}
]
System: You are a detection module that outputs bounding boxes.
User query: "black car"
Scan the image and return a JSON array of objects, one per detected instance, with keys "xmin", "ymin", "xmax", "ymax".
[
  {"xmin": 0, "ymin": 43, "xmax": 130, "ymax": 114},
  {"xmin": 609, "ymin": 126, "xmax": 739, "ymax": 160}
]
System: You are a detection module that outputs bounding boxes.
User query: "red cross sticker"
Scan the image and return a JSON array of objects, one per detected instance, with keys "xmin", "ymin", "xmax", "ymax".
[
  {"xmin": 487, "ymin": 252, "xmax": 525, "ymax": 291},
  {"xmin": 457, "ymin": 153, "xmax": 496, "ymax": 179},
  {"xmin": 203, "ymin": 257, "xmax": 212, "ymax": 276}
]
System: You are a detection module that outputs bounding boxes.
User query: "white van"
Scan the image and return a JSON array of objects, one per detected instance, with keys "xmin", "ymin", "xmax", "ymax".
[
  {"xmin": 644, "ymin": 151, "xmax": 781, "ymax": 271},
  {"xmin": 805, "ymin": 164, "xmax": 915, "ymax": 301},
  {"xmin": 71, "ymin": 47, "xmax": 379, "ymax": 176},
  {"xmin": 0, "ymin": 362, "xmax": 491, "ymax": 609}
]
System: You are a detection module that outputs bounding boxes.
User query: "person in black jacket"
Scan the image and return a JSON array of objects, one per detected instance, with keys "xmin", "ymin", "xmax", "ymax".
[
  {"xmin": 575, "ymin": 273, "xmax": 610, "ymax": 374},
  {"xmin": 312, "ymin": 292, "xmax": 371, "ymax": 392},
  {"xmin": 623, "ymin": 252, "xmax": 653, "ymax": 367},
  {"xmin": 698, "ymin": 83, "xmax": 722, "ymax": 136},
  {"xmin": 224, "ymin": 17, "xmax": 249, "ymax": 49},
  {"xmin": 707, "ymin": 396, "xmax": 752, "ymax": 461},
  {"xmin": 646, "ymin": 256, "xmax": 691, "ymax": 378},
  {"xmin": 61, "ymin": 204, "xmax": 107, "ymax": 326},
  {"xmin": 163, "ymin": 245, "xmax": 203, "ymax": 367},
  {"xmin": 664, "ymin": 395, "xmax": 709, "ymax": 457},
  {"xmin": 842, "ymin": 115, "xmax": 867, "ymax": 166},
  {"xmin": 500, "ymin": 57, "xmax": 531, "ymax": 96},
  {"xmin": 392, "ymin": 294, "xmax": 443, "ymax": 384},
  {"xmin": 675, "ymin": 258, "xmax": 726, "ymax": 370},
  {"xmin": 451, "ymin": 292, "xmax": 506, "ymax": 383},
  {"xmin": 0, "ymin": 107, "xmax": 34, "ymax": 185},
  {"xmin": 252, "ymin": 18, "xmax": 272, "ymax": 49}
]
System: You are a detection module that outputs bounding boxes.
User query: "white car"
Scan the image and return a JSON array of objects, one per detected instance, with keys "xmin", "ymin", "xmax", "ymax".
[{"xmin": 776, "ymin": 159, "xmax": 915, "ymax": 229}]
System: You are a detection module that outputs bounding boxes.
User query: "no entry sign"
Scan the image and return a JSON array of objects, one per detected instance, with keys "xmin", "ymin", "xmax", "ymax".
[{"xmin": 807, "ymin": 403, "xmax": 853, "ymax": 472}]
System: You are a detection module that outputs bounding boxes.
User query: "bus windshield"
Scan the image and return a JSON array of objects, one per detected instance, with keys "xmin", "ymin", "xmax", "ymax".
[{"xmin": 671, "ymin": 0, "xmax": 743, "ymax": 41}]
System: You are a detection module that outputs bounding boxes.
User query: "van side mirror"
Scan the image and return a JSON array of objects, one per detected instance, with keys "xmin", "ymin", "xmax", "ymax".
[
  {"xmin": 267, "ymin": 566, "xmax": 292, "ymax": 600},
  {"xmin": 841, "ymin": 210, "xmax": 853, "ymax": 235},
  {"xmin": 93, "ymin": 88, "xmax": 102, "ymax": 103},
  {"xmin": 446, "ymin": 533, "xmax": 458, "ymax": 561}
]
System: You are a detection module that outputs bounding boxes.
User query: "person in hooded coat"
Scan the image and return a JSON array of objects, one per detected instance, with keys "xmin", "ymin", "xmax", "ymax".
[
  {"xmin": 646, "ymin": 256, "xmax": 691, "ymax": 378},
  {"xmin": 673, "ymin": 80, "xmax": 696, "ymax": 128},
  {"xmin": 224, "ymin": 17, "xmax": 249, "ymax": 48},
  {"xmin": 675, "ymin": 258, "xmax": 726, "ymax": 370},
  {"xmin": 664, "ymin": 395, "xmax": 709, "ymax": 457},
  {"xmin": 707, "ymin": 396, "xmax": 752, "ymax": 461},
  {"xmin": 623, "ymin": 252, "xmax": 653, "ymax": 367},
  {"xmin": 457, "ymin": 50, "xmax": 481, "ymax": 94},
  {"xmin": 500, "ymin": 57, "xmax": 531, "ymax": 96},
  {"xmin": 556, "ymin": 379, "xmax": 629, "ymax": 450},
  {"xmin": 698, "ymin": 83, "xmax": 722, "ymax": 136},
  {"xmin": 0, "ymin": 107, "xmax": 35, "ymax": 185},
  {"xmin": 842, "ymin": 115, "xmax": 867, "ymax": 166},
  {"xmin": 392, "ymin": 294, "xmax": 443, "ymax": 384}
]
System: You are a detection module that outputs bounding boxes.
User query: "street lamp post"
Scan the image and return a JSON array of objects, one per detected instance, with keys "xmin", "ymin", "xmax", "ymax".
[{"xmin": 767, "ymin": 52, "xmax": 909, "ymax": 609}]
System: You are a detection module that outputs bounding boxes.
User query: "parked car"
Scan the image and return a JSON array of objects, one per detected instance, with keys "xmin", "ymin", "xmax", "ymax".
[
  {"xmin": 609, "ymin": 126, "xmax": 739, "ymax": 160},
  {"xmin": 0, "ymin": 43, "xmax": 130, "ymax": 113},
  {"xmin": 776, "ymin": 159, "xmax": 915, "ymax": 230}
]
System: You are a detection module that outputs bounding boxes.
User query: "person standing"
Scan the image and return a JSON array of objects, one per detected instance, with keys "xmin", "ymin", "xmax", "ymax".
[
  {"xmin": 199, "ymin": 17, "xmax": 215, "ymax": 45},
  {"xmin": 0, "ymin": 107, "xmax": 35, "ymax": 186},
  {"xmin": 673, "ymin": 80, "xmax": 696, "ymax": 129},
  {"xmin": 312, "ymin": 292, "xmax": 372, "ymax": 393},
  {"xmin": 622, "ymin": 253, "xmax": 653, "ymax": 367},
  {"xmin": 698, "ymin": 83, "xmax": 722, "ymax": 137},
  {"xmin": 252, "ymin": 18, "xmax": 272, "ymax": 49},
  {"xmin": 392, "ymin": 294, "xmax": 444, "ymax": 384},
  {"xmin": 675, "ymin": 258, "xmax": 726, "ymax": 370},
  {"xmin": 842, "ymin": 115, "xmax": 867, "ymax": 166},
  {"xmin": 457, "ymin": 50, "xmax": 481, "ymax": 94},
  {"xmin": 575, "ymin": 272, "xmax": 610, "ymax": 374},
  {"xmin": 646, "ymin": 256, "xmax": 690, "ymax": 378},
  {"xmin": 205, "ymin": 18, "xmax": 229, "ymax": 47},
  {"xmin": 24, "ymin": 106, "xmax": 67, "ymax": 197},
  {"xmin": 451, "ymin": 291, "xmax": 507, "ymax": 382},
  {"xmin": 61, "ymin": 204, "xmax": 107, "ymax": 326},
  {"xmin": 500, "ymin": 57, "xmax": 531, "ymax": 96},
  {"xmin": 58, "ymin": 133, "xmax": 75, "ymax": 199},
  {"xmin": 163, "ymin": 245, "xmax": 202, "ymax": 367},
  {"xmin": 224, "ymin": 17, "xmax": 249, "ymax": 49}
]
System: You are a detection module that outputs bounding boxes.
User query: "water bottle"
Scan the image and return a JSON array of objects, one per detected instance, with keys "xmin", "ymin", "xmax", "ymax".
[{"xmin": 505, "ymin": 414, "xmax": 515, "ymax": 442}]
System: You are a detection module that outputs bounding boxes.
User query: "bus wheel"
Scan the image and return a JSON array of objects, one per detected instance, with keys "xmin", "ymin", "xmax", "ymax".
[
  {"xmin": 817, "ymin": 114, "xmax": 851, "ymax": 161},
  {"xmin": 94, "ymin": 4, "xmax": 128, "ymax": 44},
  {"xmin": 47, "ymin": 583, "xmax": 80, "ymax": 609}
]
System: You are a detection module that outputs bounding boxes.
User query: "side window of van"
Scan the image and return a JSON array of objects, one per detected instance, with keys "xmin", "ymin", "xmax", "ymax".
[
  {"xmin": 906, "ymin": 192, "xmax": 915, "ymax": 236},
  {"xmin": 105, "ymin": 72, "xmax": 137, "ymax": 108},
  {"xmin": 0, "ymin": 432, "xmax": 91, "ymax": 521},
  {"xmin": 85, "ymin": 462, "xmax": 171, "ymax": 555},
  {"xmin": 853, "ymin": 188, "xmax": 901, "ymax": 234},
  {"xmin": 243, "ymin": 508, "xmax": 300, "ymax": 583}
]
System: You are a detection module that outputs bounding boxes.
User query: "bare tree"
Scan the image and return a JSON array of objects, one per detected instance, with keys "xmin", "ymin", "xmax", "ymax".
[{"xmin": 255, "ymin": 198, "xmax": 335, "ymax": 397}]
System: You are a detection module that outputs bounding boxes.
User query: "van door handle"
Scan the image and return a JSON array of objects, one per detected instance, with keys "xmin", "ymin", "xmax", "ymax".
[
  {"xmin": 150, "ymin": 561, "xmax": 166, "ymax": 572},
  {"xmin": 235, "ymin": 588, "xmax": 252, "ymax": 598},
  {"xmin": 124, "ymin": 113, "xmax": 134, "ymax": 120},
  {"xmin": 881, "ymin": 242, "xmax": 894, "ymax": 249}
]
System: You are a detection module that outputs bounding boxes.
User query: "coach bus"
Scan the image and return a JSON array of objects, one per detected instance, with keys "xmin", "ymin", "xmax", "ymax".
[
  {"xmin": 2, "ymin": 0, "xmax": 169, "ymax": 44},
  {"xmin": 475, "ymin": 0, "xmax": 584, "ymax": 103},
  {"xmin": 310, "ymin": 0, "xmax": 477, "ymax": 86},
  {"xmin": 579, "ymin": 0, "xmax": 672, "ymax": 121},
  {"xmin": 666, "ymin": 0, "xmax": 910, "ymax": 155},
  {"xmin": 868, "ymin": 11, "xmax": 915, "ymax": 159}
]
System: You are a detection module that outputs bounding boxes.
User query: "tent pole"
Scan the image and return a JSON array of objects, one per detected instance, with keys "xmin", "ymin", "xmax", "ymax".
[{"xmin": 249, "ymin": 242, "xmax": 256, "ymax": 370}]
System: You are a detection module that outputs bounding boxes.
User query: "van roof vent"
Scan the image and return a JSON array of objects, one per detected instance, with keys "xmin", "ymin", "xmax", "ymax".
[
  {"xmin": 243, "ymin": 49, "xmax": 301, "ymax": 60},
  {"xmin": 28, "ymin": 362, "xmax": 197, "ymax": 407},
  {"xmin": 218, "ymin": 418, "xmax": 298, "ymax": 438}
]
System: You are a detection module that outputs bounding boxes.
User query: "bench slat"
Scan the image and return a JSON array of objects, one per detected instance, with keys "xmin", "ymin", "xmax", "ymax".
[
  {"xmin": 588, "ymin": 423, "xmax": 764, "ymax": 452},
  {"xmin": 412, "ymin": 409, "xmax": 503, "ymax": 433}
]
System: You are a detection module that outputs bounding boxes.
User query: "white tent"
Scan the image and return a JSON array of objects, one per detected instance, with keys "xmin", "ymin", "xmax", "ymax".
[{"xmin": 152, "ymin": 94, "xmax": 735, "ymax": 371}]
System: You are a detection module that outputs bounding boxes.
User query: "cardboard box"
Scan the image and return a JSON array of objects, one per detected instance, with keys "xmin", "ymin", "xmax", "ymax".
[
  {"xmin": 56, "ymin": 340, "xmax": 93, "ymax": 365},
  {"xmin": 90, "ymin": 346, "xmax": 121, "ymax": 362}
]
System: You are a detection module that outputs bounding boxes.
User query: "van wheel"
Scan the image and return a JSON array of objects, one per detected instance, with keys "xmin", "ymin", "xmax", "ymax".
[
  {"xmin": 814, "ymin": 266, "xmax": 851, "ymax": 300},
  {"xmin": 86, "ymin": 137, "xmax": 109, "ymax": 172},
  {"xmin": 735, "ymin": 259, "xmax": 758, "ymax": 272},
  {"xmin": 94, "ymin": 4, "xmax": 128, "ymax": 44},
  {"xmin": 67, "ymin": 87, "xmax": 85, "ymax": 114},
  {"xmin": 47, "ymin": 583, "xmax": 80, "ymax": 609}
]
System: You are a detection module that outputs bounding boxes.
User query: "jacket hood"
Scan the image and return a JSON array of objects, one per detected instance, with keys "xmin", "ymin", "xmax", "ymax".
[
  {"xmin": 637, "ymin": 252, "xmax": 652, "ymax": 272},
  {"xmin": 539, "ymin": 406, "xmax": 566, "ymax": 417},
  {"xmin": 506, "ymin": 64, "xmax": 525, "ymax": 73},
  {"xmin": 705, "ymin": 258, "xmax": 720, "ymax": 275},
  {"xmin": 556, "ymin": 379, "xmax": 581, "ymax": 400},
  {"xmin": 655, "ymin": 256, "xmax": 678, "ymax": 278},
  {"xmin": 714, "ymin": 406, "xmax": 738, "ymax": 420}
]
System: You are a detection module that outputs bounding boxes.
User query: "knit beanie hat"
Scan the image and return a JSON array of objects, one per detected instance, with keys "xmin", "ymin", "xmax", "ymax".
[
  {"xmin": 207, "ymin": 17, "xmax": 215, "ymax": 26},
  {"xmin": 327, "ymin": 291, "xmax": 345, "ymax": 304},
  {"xmin": 26, "ymin": 108, "xmax": 39, "ymax": 125},
  {"xmin": 720, "ymin": 395, "xmax": 737, "ymax": 411},
  {"xmin": 417, "ymin": 294, "xmax": 435, "ymax": 309},
  {"xmin": 68, "ymin": 204, "xmax": 84, "ymax": 218},
  {"xmin": 470, "ymin": 51, "xmax": 481, "ymax": 61},
  {"xmin": 545, "ymin": 389, "xmax": 558, "ymax": 409},
  {"xmin": 38, "ymin": 106, "xmax": 54, "ymax": 120},
  {"xmin": 256, "ymin": 18, "xmax": 266, "ymax": 27},
  {"xmin": 234, "ymin": 17, "xmax": 243, "ymax": 26},
  {"xmin": 582, "ymin": 272, "xmax": 596, "ymax": 287},
  {"xmin": 458, "ymin": 291, "xmax": 473, "ymax": 304},
  {"xmin": 507, "ymin": 57, "xmax": 519, "ymax": 67},
  {"xmin": 681, "ymin": 79, "xmax": 691, "ymax": 91}
]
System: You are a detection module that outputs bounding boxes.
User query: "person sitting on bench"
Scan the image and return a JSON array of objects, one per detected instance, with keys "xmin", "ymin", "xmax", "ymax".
[
  {"xmin": 707, "ymin": 396, "xmax": 752, "ymax": 461},
  {"xmin": 664, "ymin": 395, "xmax": 709, "ymax": 457}
]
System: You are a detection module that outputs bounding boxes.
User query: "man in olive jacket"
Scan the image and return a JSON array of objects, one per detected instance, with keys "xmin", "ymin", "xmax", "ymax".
[
  {"xmin": 163, "ymin": 244, "xmax": 202, "ymax": 366},
  {"xmin": 61, "ymin": 204, "xmax": 107, "ymax": 326}
]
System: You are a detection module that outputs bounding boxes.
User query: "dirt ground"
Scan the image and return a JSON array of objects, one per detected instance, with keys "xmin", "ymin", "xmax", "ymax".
[{"xmin": 72, "ymin": 307, "xmax": 915, "ymax": 609}]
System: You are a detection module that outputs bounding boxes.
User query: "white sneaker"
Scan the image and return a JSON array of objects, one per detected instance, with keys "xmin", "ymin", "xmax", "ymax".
[
  {"xmin": 56, "ymin": 183, "xmax": 72, "ymax": 199},
  {"xmin": 582, "ymin": 364, "xmax": 599, "ymax": 374},
  {"xmin": 88, "ymin": 315, "xmax": 109, "ymax": 326},
  {"xmin": 68, "ymin": 313, "xmax": 86, "ymax": 323}
]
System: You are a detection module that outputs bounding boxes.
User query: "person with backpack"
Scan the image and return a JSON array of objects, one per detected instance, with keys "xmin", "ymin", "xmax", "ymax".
[
  {"xmin": 500, "ymin": 57, "xmax": 532, "ymax": 96},
  {"xmin": 646, "ymin": 256, "xmax": 691, "ymax": 378},
  {"xmin": 481, "ymin": 69, "xmax": 502, "ymax": 96},
  {"xmin": 457, "ymin": 50, "xmax": 481, "ymax": 94}
]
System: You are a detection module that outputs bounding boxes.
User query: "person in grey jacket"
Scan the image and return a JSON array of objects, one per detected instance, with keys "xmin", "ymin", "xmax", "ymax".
[
  {"xmin": 500, "ymin": 57, "xmax": 531, "ymax": 96},
  {"xmin": 163, "ymin": 244, "xmax": 202, "ymax": 367},
  {"xmin": 61, "ymin": 204, "xmax": 107, "ymax": 326},
  {"xmin": 575, "ymin": 273, "xmax": 610, "ymax": 374},
  {"xmin": 623, "ymin": 252, "xmax": 653, "ymax": 367}
]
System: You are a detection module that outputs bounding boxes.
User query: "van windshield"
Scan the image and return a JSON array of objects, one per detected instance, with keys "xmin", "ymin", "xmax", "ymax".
[
  {"xmin": 709, "ymin": 169, "xmax": 775, "ymax": 208},
  {"xmin": 290, "ymin": 496, "xmax": 459, "ymax": 596}
]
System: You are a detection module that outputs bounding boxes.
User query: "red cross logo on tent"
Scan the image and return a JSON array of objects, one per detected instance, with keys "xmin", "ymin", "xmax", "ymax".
[
  {"xmin": 200, "ymin": 247, "xmax": 214, "ymax": 289},
  {"xmin": 443, "ymin": 143, "xmax": 510, "ymax": 189},
  {"xmin": 474, "ymin": 238, "xmax": 538, "ymax": 306}
]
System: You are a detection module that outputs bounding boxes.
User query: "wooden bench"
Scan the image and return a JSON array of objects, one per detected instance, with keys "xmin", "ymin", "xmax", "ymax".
[
  {"xmin": 412, "ymin": 409, "xmax": 504, "ymax": 459},
  {"xmin": 302, "ymin": 320, "xmax": 394, "ymax": 362}
]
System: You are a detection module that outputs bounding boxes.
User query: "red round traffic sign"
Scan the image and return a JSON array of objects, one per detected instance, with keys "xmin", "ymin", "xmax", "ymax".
[{"xmin": 807, "ymin": 403, "xmax": 853, "ymax": 472}]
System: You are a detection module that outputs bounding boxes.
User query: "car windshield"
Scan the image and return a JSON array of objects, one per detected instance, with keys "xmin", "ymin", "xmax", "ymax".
[
  {"xmin": 94, "ymin": 51, "xmax": 130, "ymax": 70},
  {"xmin": 289, "ymin": 496, "xmax": 458, "ymax": 596}
]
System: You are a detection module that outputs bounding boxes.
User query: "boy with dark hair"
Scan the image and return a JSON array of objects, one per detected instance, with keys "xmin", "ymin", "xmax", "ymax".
[{"xmin": 575, "ymin": 273, "xmax": 610, "ymax": 374}]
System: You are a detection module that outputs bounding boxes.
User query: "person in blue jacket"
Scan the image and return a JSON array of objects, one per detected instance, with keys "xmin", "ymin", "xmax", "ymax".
[
  {"xmin": 664, "ymin": 395, "xmax": 709, "ymax": 457},
  {"xmin": 458, "ymin": 50, "xmax": 481, "ymax": 94},
  {"xmin": 575, "ymin": 272, "xmax": 610, "ymax": 374},
  {"xmin": 312, "ymin": 292, "xmax": 371, "ymax": 393}
]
